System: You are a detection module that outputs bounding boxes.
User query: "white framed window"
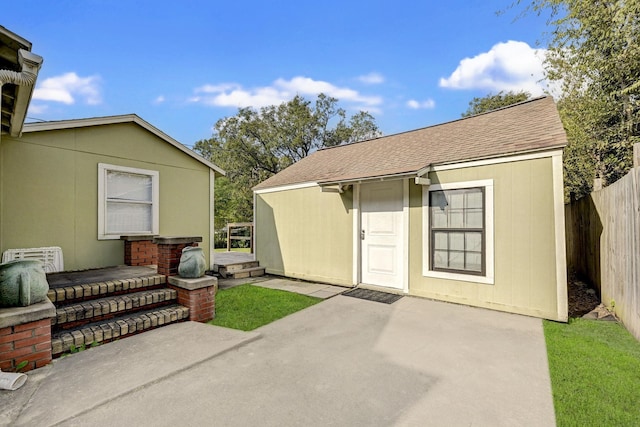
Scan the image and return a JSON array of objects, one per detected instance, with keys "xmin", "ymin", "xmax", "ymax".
[
  {"xmin": 422, "ymin": 179, "xmax": 494, "ymax": 285},
  {"xmin": 98, "ymin": 163, "xmax": 159, "ymax": 240}
]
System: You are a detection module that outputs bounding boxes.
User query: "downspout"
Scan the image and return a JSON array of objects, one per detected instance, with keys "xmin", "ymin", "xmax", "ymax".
[{"xmin": 0, "ymin": 49, "xmax": 43, "ymax": 137}]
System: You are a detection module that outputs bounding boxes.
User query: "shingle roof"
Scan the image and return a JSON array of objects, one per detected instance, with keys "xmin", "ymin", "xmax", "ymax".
[{"xmin": 253, "ymin": 96, "xmax": 567, "ymax": 190}]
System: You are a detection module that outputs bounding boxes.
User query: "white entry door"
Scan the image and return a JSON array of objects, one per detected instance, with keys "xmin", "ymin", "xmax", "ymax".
[{"xmin": 360, "ymin": 180, "xmax": 404, "ymax": 289}]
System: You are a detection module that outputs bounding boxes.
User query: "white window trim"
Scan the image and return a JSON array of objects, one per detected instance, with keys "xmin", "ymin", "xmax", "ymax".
[
  {"xmin": 422, "ymin": 179, "xmax": 494, "ymax": 285},
  {"xmin": 98, "ymin": 163, "xmax": 159, "ymax": 240}
]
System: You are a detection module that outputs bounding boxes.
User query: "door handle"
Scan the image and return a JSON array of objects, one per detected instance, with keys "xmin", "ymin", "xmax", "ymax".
[{"xmin": 361, "ymin": 229, "xmax": 365, "ymax": 240}]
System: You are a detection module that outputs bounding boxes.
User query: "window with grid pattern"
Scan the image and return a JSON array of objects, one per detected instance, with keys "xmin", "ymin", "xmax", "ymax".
[{"xmin": 429, "ymin": 187, "xmax": 484, "ymax": 275}]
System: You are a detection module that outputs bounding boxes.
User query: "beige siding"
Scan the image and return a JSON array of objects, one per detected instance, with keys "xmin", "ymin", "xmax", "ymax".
[
  {"xmin": 0, "ymin": 123, "xmax": 212, "ymax": 270},
  {"xmin": 256, "ymin": 185, "xmax": 353, "ymax": 285},
  {"xmin": 409, "ymin": 157, "xmax": 562, "ymax": 320}
]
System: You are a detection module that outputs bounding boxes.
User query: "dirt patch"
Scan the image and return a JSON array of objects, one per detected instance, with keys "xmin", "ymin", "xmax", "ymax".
[{"xmin": 568, "ymin": 275, "xmax": 601, "ymax": 318}]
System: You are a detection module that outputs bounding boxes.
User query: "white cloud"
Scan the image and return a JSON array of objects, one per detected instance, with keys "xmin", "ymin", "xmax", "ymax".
[
  {"xmin": 153, "ymin": 95, "xmax": 166, "ymax": 104},
  {"xmin": 439, "ymin": 41, "xmax": 550, "ymax": 96},
  {"xmin": 407, "ymin": 99, "xmax": 436, "ymax": 109},
  {"xmin": 26, "ymin": 103, "xmax": 48, "ymax": 115},
  {"xmin": 33, "ymin": 72, "xmax": 102, "ymax": 105},
  {"xmin": 357, "ymin": 72, "xmax": 385, "ymax": 85},
  {"xmin": 190, "ymin": 76, "xmax": 383, "ymax": 111}
]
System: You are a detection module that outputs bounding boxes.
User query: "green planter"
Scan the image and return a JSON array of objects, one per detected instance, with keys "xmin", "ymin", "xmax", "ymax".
[
  {"xmin": 0, "ymin": 260, "xmax": 50, "ymax": 307},
  {"xmin": 178, "ymin": 247, "xmax": 206, "ymax": 278}
]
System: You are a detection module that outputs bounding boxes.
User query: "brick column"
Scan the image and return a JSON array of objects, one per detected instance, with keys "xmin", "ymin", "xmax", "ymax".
[
  {"xmin": 168, "ymin": 276, "xmax": 218, "ymax": 322},
  {"xmin": 154, "ymin": 236, "xmax": 203, "ymax": 277},
  {"xmin": 0, "ymin": 300, "xmax": 56, "ymax": 372},
  {"xmin": 121, "ymin": 236, "xmax": 158, "ymax": 266}
]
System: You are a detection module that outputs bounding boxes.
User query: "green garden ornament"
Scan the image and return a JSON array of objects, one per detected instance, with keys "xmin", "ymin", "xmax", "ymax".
[
  {"xmin": 178, "ymin": 246, "xmax": 206, "ymax": 278},
  {"xmin": 0, "ymin": 260, "xmax": 50, "ymax": 307}
]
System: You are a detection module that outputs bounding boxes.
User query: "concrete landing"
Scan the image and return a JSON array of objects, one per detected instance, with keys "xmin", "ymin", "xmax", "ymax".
[{"xmin": 2, "ymin": 322, "xmax": 259, "ymax": 427}]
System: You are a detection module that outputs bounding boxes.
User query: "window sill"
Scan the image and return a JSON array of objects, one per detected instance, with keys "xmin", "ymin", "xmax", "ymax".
[{"xmin": 422, "ymin": 269, "xmax": 494, "ymax": 285}]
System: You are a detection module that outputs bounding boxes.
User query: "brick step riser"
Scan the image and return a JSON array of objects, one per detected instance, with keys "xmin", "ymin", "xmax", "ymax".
[
  {"xmin": 53, "ymin": 299, "xmax": 178, "ymax": 332},
  {"xmin": 50, "ymin": 284, "xmax": 166, "ymax": 307},
  {"xmin": 51, "ymin": 305, "xmax": 189, "ymax": 357},
  {"xmin": 51, "ymin": 289, "xmax": 177, "ymax": 328},
  {"xmin": 48, "ymin": 275, "xmax": 166, "ymax": 305}
]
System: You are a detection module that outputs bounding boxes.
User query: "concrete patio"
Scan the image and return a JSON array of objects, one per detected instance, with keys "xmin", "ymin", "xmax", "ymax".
[{"xmin": 2, "ymin": 293, "xmax": 555, "ymax": 426}]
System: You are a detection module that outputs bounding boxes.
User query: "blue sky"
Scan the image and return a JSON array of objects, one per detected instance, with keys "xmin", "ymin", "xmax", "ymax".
[{"xmin": 8, "ymin": 0, "xmax": 554, "ymax": 148}]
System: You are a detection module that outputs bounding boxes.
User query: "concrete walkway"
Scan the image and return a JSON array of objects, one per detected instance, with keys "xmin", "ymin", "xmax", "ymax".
[
  {"xmin": 2, "ymin": 296, "xmax": 555, "ymax": 426},
  {"xmin": 219, "ymin": 275, "xmax": 346, "ymax": 299}
]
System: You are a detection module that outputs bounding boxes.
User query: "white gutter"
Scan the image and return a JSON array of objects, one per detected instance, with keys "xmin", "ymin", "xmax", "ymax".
[{"xmin": 0, "ymin": 49, "xmax": 43, "ymax": 137}]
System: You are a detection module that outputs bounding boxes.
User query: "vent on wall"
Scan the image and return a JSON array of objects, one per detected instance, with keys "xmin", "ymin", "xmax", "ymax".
[{"xmin": 1, "ymin": 246, "xmax": 64, "ymax": 273}]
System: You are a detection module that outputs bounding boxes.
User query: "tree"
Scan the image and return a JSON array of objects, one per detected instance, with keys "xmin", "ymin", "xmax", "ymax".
[
  {"xmin": 520, "ymin": 0, "xmax": 640, "ymax": 199},
  {"xmin": 462, "ymin": 90, "xmax": 531, "ymax": 117},
  {"xmin": 195, "ymin": 94, "xmax": 381, "ymax": 224}
]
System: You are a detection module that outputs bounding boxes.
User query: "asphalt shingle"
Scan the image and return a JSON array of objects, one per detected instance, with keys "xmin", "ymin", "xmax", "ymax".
[{"xmin": 254, "ymin": 96, "xmax": 567, "ymax": 190}]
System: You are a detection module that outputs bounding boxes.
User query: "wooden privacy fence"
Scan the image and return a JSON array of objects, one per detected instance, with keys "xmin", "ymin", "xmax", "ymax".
[{"xmin": 565, "ymin": 145, "xmax": 640, "ymax": 341}]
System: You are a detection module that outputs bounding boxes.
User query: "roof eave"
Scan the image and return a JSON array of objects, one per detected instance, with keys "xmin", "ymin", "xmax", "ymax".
[
  {"xmin": 9, "ymin": 50, "xmax": 43, "ymax": 137},
  {"xmin": 318, "ymin": 171, "xmax": 418, "ymax": 186}
]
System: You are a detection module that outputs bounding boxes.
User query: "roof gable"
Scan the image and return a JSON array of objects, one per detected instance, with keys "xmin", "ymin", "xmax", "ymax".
[
  {"xmin": 254, "ymin": 96, "xmax": 566, "ymax": 190},
  {"xmin": 22, "ymin": 114, "xmax": 225, "ymax": 176}
]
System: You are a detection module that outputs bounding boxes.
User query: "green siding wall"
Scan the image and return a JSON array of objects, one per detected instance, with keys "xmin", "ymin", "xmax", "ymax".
[
  {"xmin": 409, "ymin": 157, "xmax": 560, "ymax": 319},
  {"xmin": 256, "ymin": 185, "xmax": 353, "ymax": 285},
  {"xmin": 0, "ymin": 123, "xmax": 212, "ymax": 270}
]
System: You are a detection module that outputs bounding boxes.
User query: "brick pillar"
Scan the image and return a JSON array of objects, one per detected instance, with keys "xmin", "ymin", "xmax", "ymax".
[
  {"xmin": 168, "ymin": 276, "xmax": 218, "ymax": 322},
  {"xmin": 121, "ymin": 236, "xmax": 158, "ymax": 266},
  {"xmin": 0, "ymin": 301, "xmax": 56, "ymax": 372},
  {"xmin": 154, "ymin": 236, "xmax": 203, "ymax": 277}
]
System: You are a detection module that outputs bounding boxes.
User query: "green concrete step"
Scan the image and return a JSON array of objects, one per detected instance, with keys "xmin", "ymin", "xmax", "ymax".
[
  {"xmin": 52, "ymin": 288, "xmax": 178, "ymax": 327},
  {"xmin": 225, "ymin": 266, "xmax": 266, "ymax": 279},
  {"xmin": 51, "ymin": 304, "xmax": 189, "ymax": 356}
]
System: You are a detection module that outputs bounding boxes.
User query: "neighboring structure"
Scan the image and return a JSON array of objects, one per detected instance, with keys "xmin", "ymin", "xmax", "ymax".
[
  {"xmin": 254, "ymin": 96, "xmax": 568, "ymax": 321},
  {"xmin": 0, "ymin": 26, "xmax": 42, "ymax": 139},
  {"xmin": 1, "ymin": 115, "xmax": 224, "ymax": 271}
]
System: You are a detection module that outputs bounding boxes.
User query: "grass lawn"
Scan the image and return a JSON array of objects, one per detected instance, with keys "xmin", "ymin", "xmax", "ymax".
[
  {"xmin": 208, "ymin": 284, "xmax": 322, "ymax": 331},
  {"xmin": 214, "ymin": 248, "xmax": 252, "ymax": 253},
  {"xmin": 544, "ymin": 318, "xmax": 640, "ymax": 426}
]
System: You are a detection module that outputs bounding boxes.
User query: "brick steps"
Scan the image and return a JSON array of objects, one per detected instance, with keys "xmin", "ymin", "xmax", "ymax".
[
  {"xmin": 48, "ymin": 270, "xmax": 189, "ymax": 358},
  {"xmin": 52, "ymin": 288, "xmax": 178, "ymax": 329},
  {"xmin": 51, "ymin": 304, "xmax": 189, "ymax": 356}
]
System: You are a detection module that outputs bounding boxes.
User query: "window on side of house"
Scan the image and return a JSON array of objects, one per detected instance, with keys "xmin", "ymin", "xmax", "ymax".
[
  {"xmin": 98, "ymin": 163, "xmax": 159, "ymax": 240},
  {"xmin": 422, "ymin": 180, "xmax": 494, "ymax": 284},
  {"xmin": 430, "ymin": 187, "xmax": 484, "ymax": 275}
]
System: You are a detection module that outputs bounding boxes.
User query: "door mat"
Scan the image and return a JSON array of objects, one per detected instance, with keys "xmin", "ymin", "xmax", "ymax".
[{"xmin": 342, "ymin": 288, "xmax": 403, "ymax": 304}]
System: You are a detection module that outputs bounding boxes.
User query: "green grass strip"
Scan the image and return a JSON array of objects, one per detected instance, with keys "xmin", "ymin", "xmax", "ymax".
[
  {"xmin": 208, "ymin": 284, "xmax": 322, "ymax": 331},
  {"xmin": 544, "ymin": 318, "xmax": 640, "ymax": 426}
]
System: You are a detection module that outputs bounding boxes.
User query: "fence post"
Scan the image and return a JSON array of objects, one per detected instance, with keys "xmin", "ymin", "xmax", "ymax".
[
  {"xmin": 593, "ymin": 178, "xmax": 603, "ymax": 191},
  {"xmin": 634, "ymin": 143, "xmax": 640, "ymax": 168}
]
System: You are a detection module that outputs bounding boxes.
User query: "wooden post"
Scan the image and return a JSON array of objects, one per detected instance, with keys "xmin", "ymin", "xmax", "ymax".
[
  {"xmin": 633, "ymin": 143, "xmax": 640, "ymax": 168},
  {"xmin": 593, "ymin": 178, "xmax": 603, "ymax": 191}
]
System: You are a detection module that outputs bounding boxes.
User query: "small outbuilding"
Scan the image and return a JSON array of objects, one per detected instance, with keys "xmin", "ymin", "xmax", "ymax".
[
  {"xmin": 0, "ymin": 115, "xmax": 224, "ymax": 271},
  {"xmin": 254, "ymin": 96, "xmax": 568, "ymax": 321}
]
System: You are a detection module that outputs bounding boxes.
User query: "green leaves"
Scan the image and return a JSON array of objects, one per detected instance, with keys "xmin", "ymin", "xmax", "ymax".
[
  {"xmin": 195, "ymin": 94, "xmax": 381, "ymax": 224},
  {"xmin": 462, "ymin": 90, "xmax": 531, "ymax": 117},
  {"xmin": 525, "ymin": 0, "xmax": 640, "ymax": 199}
]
